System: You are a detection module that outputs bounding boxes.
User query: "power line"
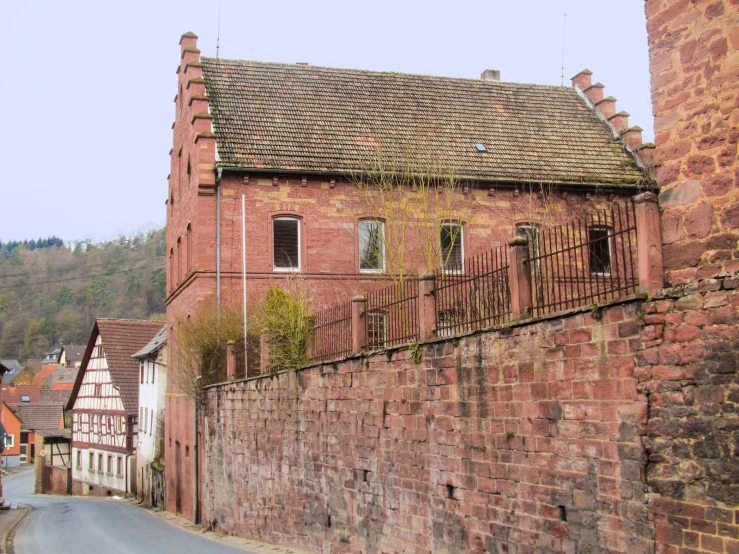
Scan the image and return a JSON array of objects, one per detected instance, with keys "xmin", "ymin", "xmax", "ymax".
[
  {"xmin": 0, "ymin": 260, "xmax": 165, "ymax": 291},
  {"xmin": 0, "ymin": 254, "xmax": 165, "ymax": 281}
]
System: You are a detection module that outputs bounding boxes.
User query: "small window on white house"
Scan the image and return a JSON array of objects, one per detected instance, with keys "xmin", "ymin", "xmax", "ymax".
[
  {"xmin": 273, "ymin": 217, "xmax": 300, "ymax": 271},
  {"xmin": 440, "ymin": 223, "xmax": 464, "ymax": 272},
  {"xmin": 588, "ymin": 226, "xmax": 612, "ymax": 275},
  {"xmin": 89, "ymin": 452, "xmax": 94, "ymax": 470},
  {"xmin": 76, "ymin": 450, "xmax": 81, "ymax": 468},
  {"xmin": 98, "ymin": 453, "xmax": 103, "ymax": 472},
  {"xmin": 359, "ymin": 220, "xmax": 385, "ymax": 272},
  {"xmin": 116, "ymin": 456, "xmax": 122, "ymax": 476}
]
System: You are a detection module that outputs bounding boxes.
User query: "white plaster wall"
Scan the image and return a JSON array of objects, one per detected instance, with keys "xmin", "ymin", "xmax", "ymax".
[{"xmin": 72, "ymin": 446, "xmax": 132, "ymax": 494}]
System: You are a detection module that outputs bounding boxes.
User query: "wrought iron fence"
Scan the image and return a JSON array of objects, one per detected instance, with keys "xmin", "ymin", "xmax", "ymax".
[
  {"xmin": 528, "ymin": 200, "xmax": 638, "ymax": 317},
  {"xmin": 433, "ymin": 245, "xmax": 511, "ymax": 336},
  {"xmin": 302, "ymin": 200, "xmax": 640, "ymax": 363},
  {"xmin": 309, "ymin": 300, "xmax": 352, "ymax": 362},
  {"xmin": 365, "ymin": 278, "xmax": 419, "ymax": 349}
]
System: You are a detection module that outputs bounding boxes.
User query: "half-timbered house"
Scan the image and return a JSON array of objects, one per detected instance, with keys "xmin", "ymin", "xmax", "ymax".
[{"xmin": 67, "ymin": 319, "xmax": 162, "ymax": 497}]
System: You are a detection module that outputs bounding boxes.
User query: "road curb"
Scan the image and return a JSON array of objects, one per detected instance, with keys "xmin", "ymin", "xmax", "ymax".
[
  {"xmin": 3, "ymin": 504, "xmax": 30, "ymax": 554},
  {"xmin": 134, "ymin": 502, "xmax": 310, "ymax": 554}
]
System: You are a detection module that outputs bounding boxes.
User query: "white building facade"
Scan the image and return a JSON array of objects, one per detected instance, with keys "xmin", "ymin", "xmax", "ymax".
[
  {"xmin": 68, "ymin": 319, "xmax": 162, "ymax": 497},
  {"xmin": 132, "ymin": 327, "xmax": 167, "ymax": 507}
]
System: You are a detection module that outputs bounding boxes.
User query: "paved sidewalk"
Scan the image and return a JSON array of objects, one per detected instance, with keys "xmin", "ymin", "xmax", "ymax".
[
  {"xmin": 139, "ymin": 505, "xmax": 313, "ymax": 554},
  {"xmin": 0, "ymin": 504, "xmax": 29, "ymax": 554}
]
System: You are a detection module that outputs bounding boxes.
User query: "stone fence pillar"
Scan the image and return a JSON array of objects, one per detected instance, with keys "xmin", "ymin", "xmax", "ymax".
[
  {"xmin": 226, "ymin": 341, "xmax": 235, "ymax": 380},
  {"xmin": 351, "ymin": 296, "xmax": 367, "ymax": 355},
  {"xmin": 509, "ymin": 237, "xmax": 533, "ymax": 320},
  {"xmin": 635, "ymin": 192, "xmax": 664, "ymax": 295},
  {"xmin": 418, "ymin": 272, "xmax": 437, "ymax": 340}
]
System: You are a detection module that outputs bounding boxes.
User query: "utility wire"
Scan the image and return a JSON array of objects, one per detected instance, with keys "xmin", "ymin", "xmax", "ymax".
[
  {"xmin": 0, "ymin": 254, "xmax": 165, "ymax": 281},
  {"xmin": 0, "ymin": 261, "xmax": 164, "ymax": 291}
]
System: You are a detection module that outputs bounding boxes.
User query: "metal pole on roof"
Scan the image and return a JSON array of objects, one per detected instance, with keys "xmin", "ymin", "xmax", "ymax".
[
  {"xmin": 216, "ymin": 0, "xmax": 222, "ymax": 60},
  {"xmin": 242, "ymin": 194, "xmax": 248, "ymax": 377},
  {"xmin": 560, "ymin": 13, "xmax": 567, "ymax": 86}
]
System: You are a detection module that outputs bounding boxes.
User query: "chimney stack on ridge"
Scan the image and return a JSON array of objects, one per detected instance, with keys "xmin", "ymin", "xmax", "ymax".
[{"xmin": 481, "ymin": 69, "xmax": 501, "ymax": 81}]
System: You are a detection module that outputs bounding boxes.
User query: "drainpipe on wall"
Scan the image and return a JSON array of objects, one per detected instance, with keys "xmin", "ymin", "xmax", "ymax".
[
  {"xmin": 125, "ymin": 453, "xmax": 132, "ymax": 496},
  {"xmin": 216, "ymin": 167, "xmax": 223, "ymax": 313},
  {"xmin": 193, "ymin": 375, "xmax": 201, "ymax": 524}
]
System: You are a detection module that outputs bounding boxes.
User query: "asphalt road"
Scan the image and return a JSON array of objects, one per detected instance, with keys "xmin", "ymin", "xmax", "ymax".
[{"xmin": 3, "ymin": 466, "xmax": 257, "ymax": 554}]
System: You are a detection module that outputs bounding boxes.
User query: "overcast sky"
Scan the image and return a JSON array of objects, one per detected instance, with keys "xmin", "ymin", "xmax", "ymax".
[{"xmin": 0, "ymin": 0, "xmax": 653, "ymax": 244}]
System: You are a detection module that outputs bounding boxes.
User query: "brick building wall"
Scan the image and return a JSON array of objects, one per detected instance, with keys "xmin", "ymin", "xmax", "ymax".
[
  {"xmin": 165, "ymin": 33, "xmax": 640, "ymax": 523},
  {"xmin": 648, "ymin": 0, "xmax": 739, "ymax": 285},
  {"xmin": 201, "ymin": 300, "xmax": 651, "ymax": 553}
]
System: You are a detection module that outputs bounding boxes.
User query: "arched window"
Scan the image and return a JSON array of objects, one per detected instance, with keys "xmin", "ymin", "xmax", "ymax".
[
  {"xmin": 358, "ymin": 219, "xmax": 385, "ymax": 273},
  {"xmin": 272, "ymin": 216, "xmax": 301, "ymax": 271}
]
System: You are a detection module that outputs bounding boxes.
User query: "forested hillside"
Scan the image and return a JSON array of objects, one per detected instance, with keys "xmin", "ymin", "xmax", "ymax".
[{"xmin": 0, "ymin": 230, "xmax": 166, "ymax": 361}]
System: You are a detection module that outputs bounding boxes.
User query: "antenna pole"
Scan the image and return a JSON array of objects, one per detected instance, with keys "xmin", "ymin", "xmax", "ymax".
[
  {"xmin": 216, "ymin": 0, "xmax": 222, "ymax": 59},
  {"xmin": 560, "ymin": 13, "xmax": 567, "ymax": 86}
]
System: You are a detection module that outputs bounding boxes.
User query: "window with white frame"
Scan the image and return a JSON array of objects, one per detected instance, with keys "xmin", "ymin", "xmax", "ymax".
[
  {"xmin": 359, "ymin": 219, "xmax": 385, "ymax": 272},
  {"xmin": 273, "ymin": 217, "xmax": 300, "ymax": 271},
  {"xmin": 440, "ymin": 223, "xmax": 464, "ymax": 272},
  {"xmin": 4, "ymin": 434, "xmax": 13, "ymax": 448},
  {"xmin": 588, "ymin": 226, "xmax": 612, "ymax": 275}
]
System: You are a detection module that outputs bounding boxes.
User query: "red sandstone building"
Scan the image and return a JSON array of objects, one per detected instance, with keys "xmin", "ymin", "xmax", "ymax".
[{"xmin": 166, "ymin": 33, "xmax": 654, "ymax": 521}]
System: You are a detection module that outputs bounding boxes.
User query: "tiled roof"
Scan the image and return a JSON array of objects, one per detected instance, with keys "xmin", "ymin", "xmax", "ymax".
[
  {"xmin": 2, "ymin": 385, "xmax": 42, "ymax": 408},
  {"xmin": 37, "ymin": 428, "xmax": 71, "ymax": 440},
  {"xmin": 42, "ymin": 389, "xmax": 72, "ymax": 405},
  {"xmin": 33, "ymin": 364, "xmax": 60, "ymax": 386},
  {"xmin": 201, "ymin": 59, "xmax": 646, "ymax": 185},
  {"xmin": 93, "ymin": 319, "xmax": 162, "ymax": 415},
  {"xmin": 132, "ymin": 326, "xmax": 166, "ymax": 359},
  {"xmin": 15, "ymin": 403, "xmax": 64, "ymax": 431},
  {"xmin": 48, "ymin": 382, "xmax": 74, "ymax": 391},
  {"xmin": 61, "ymin": 344, "xmax": 85, "ymax": 363}
]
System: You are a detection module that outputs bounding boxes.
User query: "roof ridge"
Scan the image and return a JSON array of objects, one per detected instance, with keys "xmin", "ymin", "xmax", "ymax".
[
  {"xmin": 200, "ymin": 57, "xmax": 574, "ymax": 91},
  {"xmin": 97, "ymin": 318, "xmax": 163, "ymax": 323}
]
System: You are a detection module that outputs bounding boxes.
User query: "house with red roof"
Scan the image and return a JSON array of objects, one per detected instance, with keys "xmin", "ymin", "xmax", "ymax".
[
  {"xmin": 67, "ymin": 319, "xmax": 162, "ymax": 497},
  {"xmin": 165, "ymin": 32, "xmax": 654, "ymax": 521},
  {"xmin": 2, "ymin": 385, "xmax": 42, "ymax": 410}
]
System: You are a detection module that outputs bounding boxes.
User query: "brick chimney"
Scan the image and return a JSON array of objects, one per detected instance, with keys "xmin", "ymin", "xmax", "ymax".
[{"xmin": 481, "ymin": 69, "xmax": 501, "ymax": 81}]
